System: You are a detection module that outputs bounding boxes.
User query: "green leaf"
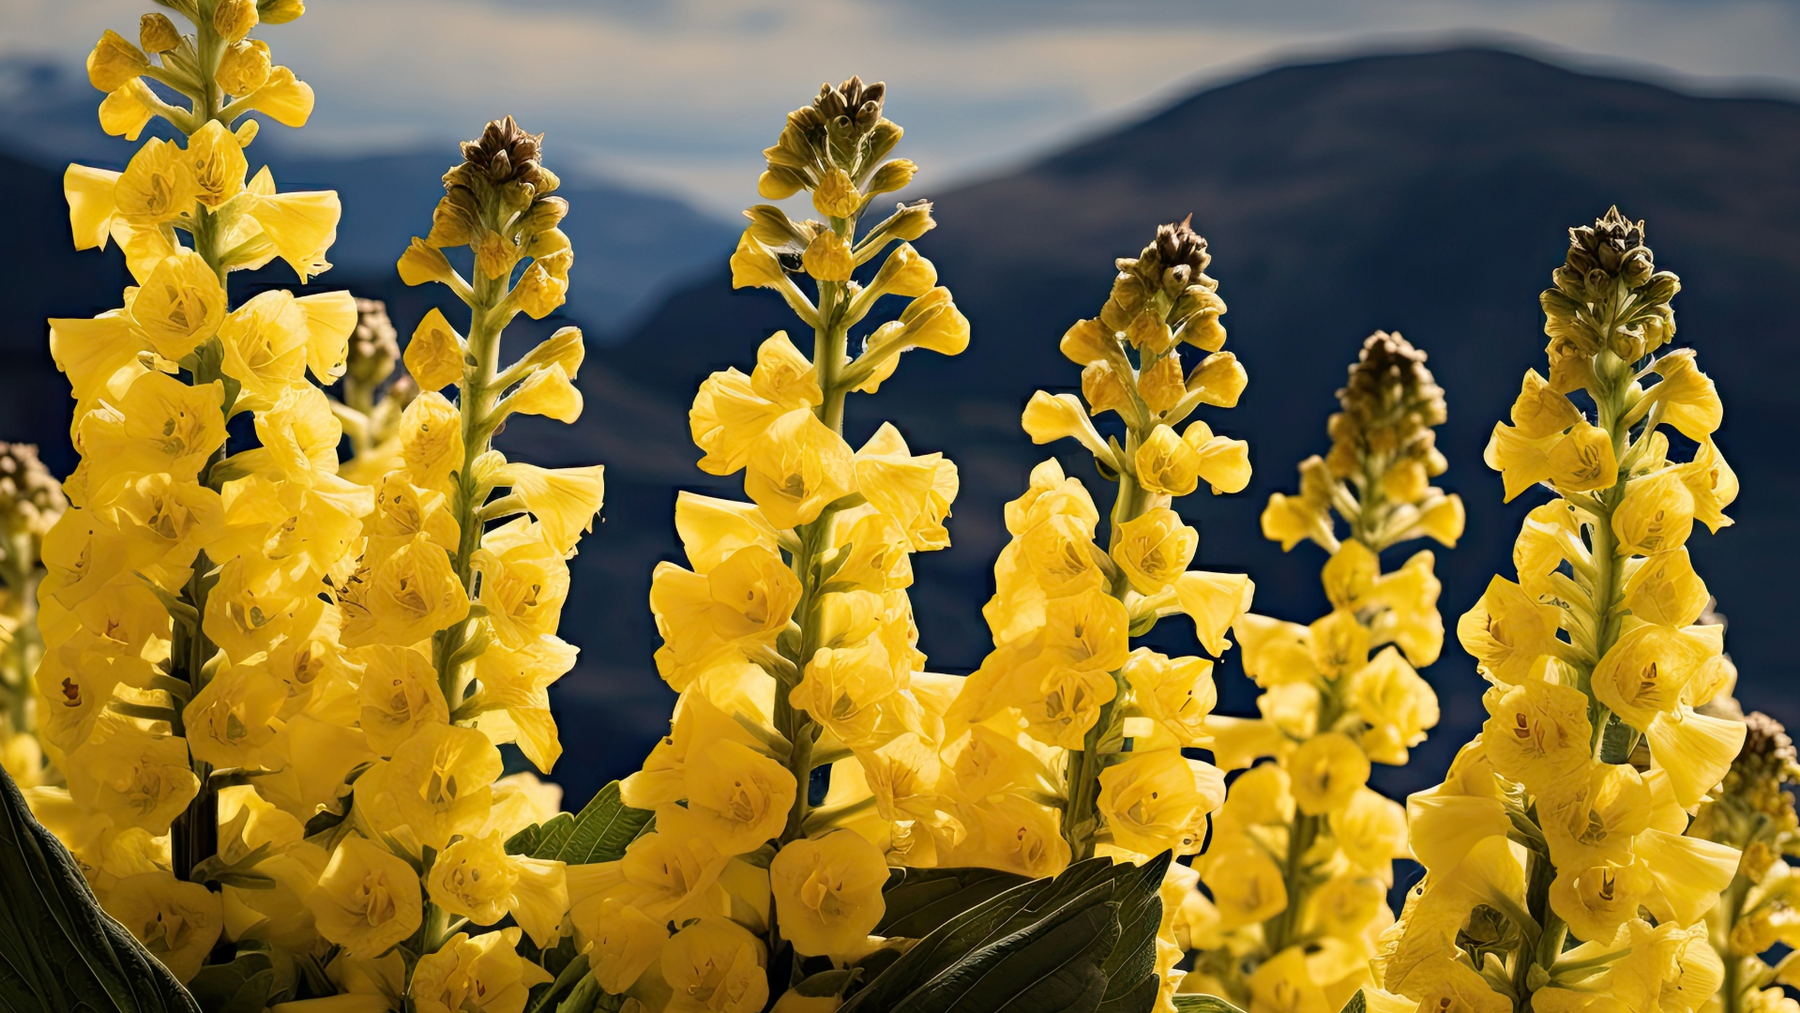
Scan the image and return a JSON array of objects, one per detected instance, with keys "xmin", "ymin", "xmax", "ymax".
[
  {"xmin": 840, "ymin": 856, "xmax": 1163, "ymax": 1013},
  {"xmin": 518, "ymin": 781, "xmax": 652, "ymax": 865},
  {"xmin": 186, "ymin": 945, "xmax": 294, "ymax": 1013},
  {"xmin": 1097, "ymin": 853, "xmax": 1171, "ymax": 1013},
  {"xmin": 1174, "ymin": 996, "xmax": 1250, "ymax": 1013},
  {"xmin": 1339, "ymin": 989, "xmax": 1368, "ymax": 1013},
  {"xmin": 875, "ymin": 866, "xmax": 1030, "ymax": 939},
  {"xmin": 0, "ymin": 766, "xmax": 201, "ymax": 1012}
]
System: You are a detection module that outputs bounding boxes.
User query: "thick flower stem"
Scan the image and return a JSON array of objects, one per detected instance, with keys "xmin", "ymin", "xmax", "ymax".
[
  {"xmin": 1263, "ymin": 812, "xmax": 1322, "ymax": 954},
  {"xmin": 434, "ymin": 272, "xmax": 508, "ymax": 709},
  {"xmin": 1582, "ymin": 352, "xmax": 1634, "ymax": 761},
  {"xmin": 1063, "ymin": 459, "xmax": 1149, "ymax": 861}
]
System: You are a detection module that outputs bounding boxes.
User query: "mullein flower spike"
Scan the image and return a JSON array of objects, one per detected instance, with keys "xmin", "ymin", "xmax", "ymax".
[
  {"xmin": 32, "ymin": 0, "xmax": 602, "ymax": 1002},
  {"xmin": 1375, "ymin": 209, "xmax": 1743, "ymax": 1013},
  {"xmin": 1184, "ymin": 331, "xmax": 1461, "ymax": 1010},
  {"xmin": 592, "ymin": 76, "xmax": 969, "ymax": 1008},
  {"xmin": 941, "ymin": 216, "xmax": 1254, "ymax": 1008}
]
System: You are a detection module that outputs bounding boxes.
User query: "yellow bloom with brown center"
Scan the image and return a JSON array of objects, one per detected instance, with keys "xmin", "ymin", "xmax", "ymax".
[{"xmin": 769, "ymin": 830, "xmax": 888, "ymax": 958}]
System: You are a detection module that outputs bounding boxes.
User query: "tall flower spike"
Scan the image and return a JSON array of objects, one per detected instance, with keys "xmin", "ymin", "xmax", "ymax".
[
  {"xmin": 35, "ymin": 0, "xmax": 371, "ymax": 989},
  {"xmin": 0, "ymin": 443, "xmax": 65, "ymax": 789},
  {"xmin": 1183, "ymin": 333, "xmax": 1457, "ymax": 1009},
  {"xmin": 1376, "ymin": 210, "xmax": 1742, "ymax": 1013},
  {"xmin": 589, "ymin": 78, "xmax": 969, "ymax": 1008},
  {"xmin": 944, "ymin": 217, "xmax": 1252, "ymax": 1009}
]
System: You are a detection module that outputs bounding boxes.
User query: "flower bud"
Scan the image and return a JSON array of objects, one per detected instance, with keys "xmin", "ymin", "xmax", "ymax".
[
  {"xmin": 345, "ymin": 297, "xmax": 399, "ymax": 391},
  {"xmin": 742, "ymin": 205, "xmax": 805, "ymax": 248},
  {"xmin": 217, "ymin": 39, "xmax": 271, "ymax": 95},
  {"xmin": 406, "ymin": 308, "xmax": 465, "ymax": 392},
  {"xmin": 514, "ymin": 260, "xmax": 568, "ymax": 319},
  {"xmin": 1021, "ymin": 391, "xmax": 1110, "ymax": 461},
  {"xmin": 87, "ymin": 30, "xmax": 147, "ymax": 93},
  {"xmin": 1082, "ymin": 361, "xmax": 1132, "ymax": 418},
  {"xmin": 213, "ymin": 0, "xmax": 259, "ymax": 42},
  {"xmin": 1186, "ymin": 351, "xmax": 1246, "ymax": 408},
  {"xmin": 866, "ymin": 158, "xmax": 917, "ymax": 196},
  {"xmin": 802, "ymin": 230, "xmax": 854, "ymax": 282},
  {"xmin": 257, "ymin": 0, "xmax": 306, "ymax": 24},
  {"xmin": 812, "ymin": 167, "xmax": 862, "ymax": 219},
  {"xmin": 882, "ymin": 200, "xmax": 935, "ymax": 242},
  {"xmin": 758, "ymin": 167, "xmax": 806, "ymax": 200},
  {"xmin": 139, "ymin": 14, "xmax": 181, "ymax": 53},
  {"xmin": 868, "ymin": 242, "xmax": 936, "ymax": 298}
]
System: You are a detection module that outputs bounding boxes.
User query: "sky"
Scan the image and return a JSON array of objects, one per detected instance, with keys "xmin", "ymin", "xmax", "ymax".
[{"xmin": 5, "ymin": 0, "xmax": 1800, "ymax": 215}]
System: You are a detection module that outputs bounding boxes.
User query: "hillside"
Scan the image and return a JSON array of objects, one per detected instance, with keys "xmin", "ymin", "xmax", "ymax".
[{"xmin": 571, "ymin": 47, "xmax": 1800, "ymax": 805}]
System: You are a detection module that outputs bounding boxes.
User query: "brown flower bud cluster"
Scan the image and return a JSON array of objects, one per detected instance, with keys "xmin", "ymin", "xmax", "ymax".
[
  {"xmin": 423, "ymin": 117, "xmax": 573, "ymax": 316},
  {"xmin": 1057, "ymin": 217, "xmax": 1244, "ymax": 436},
  {"xmin": 1263, "ymin": 332, "xmax": 1462, "ymax": 553},
  {"xmin": 758, "ymin": 76, "xmax": 907, "ymax": 206},
  {"xmin": 1541, "ymin": 206, "xmax": 1681, "ymax": 390},
  {"xmin": 345, "ymin": 297, "xmax": 399, "ymax": 393}
]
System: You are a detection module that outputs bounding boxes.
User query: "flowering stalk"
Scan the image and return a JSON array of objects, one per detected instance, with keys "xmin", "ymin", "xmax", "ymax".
[
  {"xmin": 1691, "ymin": 707, "xmax": 1800, "ymax": 1013},
  {"xmin": 576, "ymin": 76, "xmax": 970, "ymax": 1008},
  {"xmin": 1183, "ymin": 332, "xmax": 1462, "ymax": 1009},
  {"xmin": 1378, "ymin": 209, "xmax": 1745, "ymax": 1013},
  {"xmin": 329, "ymin": 299, "xmax": 421, "ymax": 485}
]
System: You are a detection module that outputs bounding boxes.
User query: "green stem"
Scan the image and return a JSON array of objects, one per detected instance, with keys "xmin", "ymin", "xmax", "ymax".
[
  {"xmin": 1262, "ymin": 812, "xmax": 1322, "ymax": 954},
  {"xmin": 433, "ymin": 271, "xmax": 506, "ymax": 708}
]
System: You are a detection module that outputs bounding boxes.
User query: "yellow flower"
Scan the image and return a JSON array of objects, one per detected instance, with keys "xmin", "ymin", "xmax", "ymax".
[
  {"xmin": 244, "ymin": 172, "xmax": 338, "ymax": 282},
  {"xmin": 1414, "ymin": 960, "xmax": 1512, "ymax": 1013},
  {"xmin": 1021, "ymin": 391, "xmax": 1113, "ymax": 462},
  {"xmin": 217, "ymin": 38, "xmax": 272, "ymax": 95},
  {"xmin": 427, "ymin": 833, "xmax": 568, "ymax": 948},
  {"xmin": 1620, "ymin": 548, "xmax": 1709, "ymax": 628},
  {"xmin": 1645, "ymin": 349, "xmax": 1722, "ymax": 442},
  {"xmin": 1247, "ymin": 946, "xmax": 1331, "ymax": 1013},
  {"xmin": 216, "ymin": 289, "xmax": 310, "ymax": 411},
  {"xmin": 743, "ymin": 408, "xmax": 856, "ymax": 529},
  {"xmin": 1481, "ymin": 676, "xmax": 1594, "ymax": 797},
  {"xmin": 770, "ymin": 830, "xmax": 889, "ymax": 958},
  {"xmin": 87, "ymin": 29, "xmax": 147, "ymax": 91},
  {"xmin": 181, "ymin": 662, "xmax": 284, "ymax": 769},
  {"xmin": 338, "ymin": 532, "xmax": 471, "ymax": 648},
  {"xmin": 1123, "ymin": 648, "xmax": 1217, "ymax": 747},
  {"xmin": 1135, "ymin": 424, "xmax": 1201, "ymax": 495},
  {"xmin": 398, "ymin": 391, "xmax": 465, "ymax": 491},
  {"xmin": 660, "ymin": 917, "xmax": 769, "ymax": 1013},
  {"xmin": 468, "ymin": 637, "xmax": 578, "ymax": 774},
  {"xmin": 1611, "ymin": 468, "xmax": 1696, "ymax": 556},
  {"xmin": 812, "ymin": 166, "xmax": 862, "ymax": 218},
  {"xmin": 1021, "ymin": 664, "xmax": 1117, "ymax": 749},
  {"xmin": 1333, "ymin": 786, "xmax": 1408, "ymax": 872},
  {"xmin": 405, "ymin": 307, "xmax": 465, "ymax": 392},
  {"xmin": 98, "ymin": 82, "xmax": 157, "ymax": 141},
  {"xmin": 1547, "ymin": 422, "xmax": 1618, "ymax": 494},
  {"xmin": 1288, "ymin": 732, "xmax": 1371, "ymax": 815},
  {"xmin": 62, "ymin": 722, "xmax": 198, "ymax": 835},
  {"xmin": 1537, "ymin": 763, "xmax": 1652, "ymax": 870},
  {"xmin": 1680, "ymin": 438, "xmax": 1736, "ymax": 533},
  {"xmin": 1308, "ymin": 608, "xmax": 1370, "ymax": 679},
  {"xmin": 663, "ymin": 738, "xmax": 796, "ymax": 856},
  {"xmin": 1606, "ymin": 921, "xmax": 1722, "ymax": 1013},
  {"xmin": 506, "ymin": 363, "xmax": 582, "ymax": 423},
  {"xmin": 1215, "ymin": 762, "xmax": 1294, "ymax": 837},
  {"xmin": 102, "ymin": 872, "xmax": 223, "ymax": 982},
  {"xmin": 186, "ymin": 120, "xmax": 248, "ymax": 209},
  {"xmin": 1457, "ymin": 576, "xmax": 1566, "ymax": 685},
  {"xmin": 791, "ymin": 639, "xmax": 903, "ymax": 749},
  {"xmin": 307, "ymin": 834, "xmax": 423, "ymax": 959},
  {"xmin": 1174, "ymin": 570, "xmax": 1255, "ymax": 657},
  {"xmin": 355, "ymin": 644, "xmax": 449, "ymax": 754},
  {"xmin": 1202, "ymin": 832, "xmax": 1288, "ymax": 928},
  {"xmin": 853, "ymin": 423, "xmax": 957, "ymax": 551},
  {"xmin": 1112, "ymin": 508, "xmax": 1197, "ymax": 594},
  {"xmin": 242, "ymin": 66, "xmax": 315, "ymax": 128},
  {"xmin": 384, "ymin": 723, "xmax": 503, "ymax": 850},
  {"xmin": 1549, "ymin": 862, "xmax": 1654, "ymax": 943},
  {"xmin": 802, "ymin": 229, "xmax": 855, "ymax": 281},
  {"xmin": 1590, "ymin": 624, "xmax": 1718, "ymax": 731},
  {"xmin": 491, "ymin": 462, "xmax": 605, "ymax": 558},
  {"xmin": 729, "ymin": 231, "xmax": 785, "ymax": 289},
  {"xmin": 129, "ymin": 250, "xmax": 227, "ymax": 361},
  {"xmin": 1643, "ymin": 707, "xmax": 1745, "ymax": 810},
  {"xmin": 1096, "ymin": 747, "xmax": 1223, "ymax": 855},
  {"xmin": 113, "ymin": 140, "xmax": 196, "ymax": 227},
  {"xmin": 410, "ymin": 928, "xmax": 554, "ymax": 1013},
  {"xmin": 1633, "ymin": 827, "xmax": 1737, "ymax": 926},
  {"xmin": 1321, "ymin": 538, "xmax": 1379, "ymax": 609},
  {"xmin": 1347, "ymin": 647, "xmax": 1439, "ymax": 765},
  {"xmin": 571, "ymin": 897, "xmax": 665, "ymax": 995},
  {"xmin": 472, "ymin": 520, "xmax": 569, "ymax": 648}
]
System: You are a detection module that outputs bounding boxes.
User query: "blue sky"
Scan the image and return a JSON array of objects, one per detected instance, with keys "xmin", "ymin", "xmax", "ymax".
[{"xmin": 6, "ymin": 0, "xmax": 1799, "ymax": 214}]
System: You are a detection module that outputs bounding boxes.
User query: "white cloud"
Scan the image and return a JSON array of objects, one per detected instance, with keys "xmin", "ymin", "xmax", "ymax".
[{"xmin": 4, "ymin": 0, "xmax": 1796, "ymax": 214}]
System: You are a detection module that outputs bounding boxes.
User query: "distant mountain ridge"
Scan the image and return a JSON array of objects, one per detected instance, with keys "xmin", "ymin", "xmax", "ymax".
[{"xmin": 4, "ymin": 47, "xmax": 1797, "ymax": 808}]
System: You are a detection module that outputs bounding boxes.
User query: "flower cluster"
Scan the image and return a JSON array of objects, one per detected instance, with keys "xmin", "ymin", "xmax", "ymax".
[
  {"xmin": 1376, "ymin": 209, "xmax": 1744, "ymax": 1013},
  {"xmin": 944, "ymin": 218, "xmax": 1254, "ymax": 1007},
  {"xmin": 26, "ymin": 1, "xmax": 605, "ymax": 1001},
  {"xmin": 1692, "ymin": 707, "xmax": 1800, "ymax": 1013},
  {"xmin": 585, "ymin": 77, "xmax": 971, "ymax": 1008},
  {"xmin": 1183, "ymin": 331, "xmax": 1461, "ymax": 1011},
  {"xmin": 0, "ymin": 442, "xmax": 67, "ymax": 787},
  {"xmin": 332, "ymin": 298, "xmax": 422, "ymax": 485}
]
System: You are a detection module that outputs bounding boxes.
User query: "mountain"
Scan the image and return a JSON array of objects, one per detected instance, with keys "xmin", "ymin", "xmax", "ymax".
[
  {"xmin": 0, "ymin": 57, "xmax": 738, "ymax": 335},
  {"xmin": 566, "ymin": 46, "xmax": 1800, "ymax": 807}
]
